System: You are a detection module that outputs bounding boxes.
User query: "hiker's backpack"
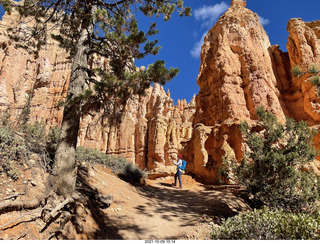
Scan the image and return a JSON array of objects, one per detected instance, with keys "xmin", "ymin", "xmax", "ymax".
[{"xmin": 180, "ymin": 160, "xmax": 187, "ymax": 171}]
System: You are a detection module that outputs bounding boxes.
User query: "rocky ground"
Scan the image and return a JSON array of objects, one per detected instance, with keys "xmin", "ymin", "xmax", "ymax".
[{"xmin": 0, "ymin": 156, "xmax": 251, "ymax": 240}]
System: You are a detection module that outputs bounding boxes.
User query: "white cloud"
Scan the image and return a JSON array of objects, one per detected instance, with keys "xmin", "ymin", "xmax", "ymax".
[
  {"xmin": 259, "ymin": 15, "xmax": 270, "ymax": 26},
  {"xmin": 194, "ymin": 2, "xmax": 229, "ymax": 28},
  {"xmin": 190, "ymin": 3, "xmax": 271, "ymax": 59},
  {"xmin": 191, "ymin": 2, "xmax": 228, "ymax": 59},
  {"xmin": 190, "ymin": 32, "xmax": 207, "ymax": 59}
]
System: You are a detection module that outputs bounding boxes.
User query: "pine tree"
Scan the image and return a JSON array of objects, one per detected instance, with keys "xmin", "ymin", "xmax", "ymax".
[{"xmin": 1, "ymin": 0, "xmax": 191, "ymax": 196}]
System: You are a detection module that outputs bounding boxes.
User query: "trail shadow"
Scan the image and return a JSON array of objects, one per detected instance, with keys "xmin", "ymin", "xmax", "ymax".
[
  {"xmin": 136, "ymin": 183, "xmax": 250, "ymax": 226},
  {"xmin": 77, "ymin": 164, "xmax": 144, "ymax": 239},
  {"xmin": 76, "ymin": 165, "xmax": 250, "ymax": 239},
  {"xmin": 158, "ymin": 183, "xmax": 175, "ymax": 187}
]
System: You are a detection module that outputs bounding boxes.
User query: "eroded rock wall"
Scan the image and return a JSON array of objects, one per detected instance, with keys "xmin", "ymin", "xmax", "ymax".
[
  {"xmin": 284, "ymin": 19, "xmax": 320, "ymax": 123},
  {"xmin": 0, "ymin": 10, "xmax": 70, "ymax": 128},
  {"xmin": 78, "ymin": 84, "xmax": 195, "ymax": 175}
]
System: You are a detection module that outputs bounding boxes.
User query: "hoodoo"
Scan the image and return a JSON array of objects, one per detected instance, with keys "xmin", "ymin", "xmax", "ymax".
[{"xmin": 184, "ymin": 0, "xmax": 288, "ymax": 183}]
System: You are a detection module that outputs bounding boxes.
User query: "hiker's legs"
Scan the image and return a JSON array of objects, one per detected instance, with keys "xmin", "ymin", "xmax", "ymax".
[
  {"xmin": 174, "ymin": 171, "xmax": 178, "ymax": 185},
  {"xmin": 178, "ymin": 170, "xmax": 182, "ymax": 187}
]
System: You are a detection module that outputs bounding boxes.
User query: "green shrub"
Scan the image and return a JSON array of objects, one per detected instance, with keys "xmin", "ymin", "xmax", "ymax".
[
  {"xmin": 291, "ymin": 64, "xmax": 320, "ymax": 95},
  {"xmin": 21, "ymin": 90, "xmax": 33, "ymax": 125},
  {"xmin": 76, "ymin": 146, "xmax": 146, "ymax": 184},
  {"xmin": 21, "ymin": 119, "xmax": 46, "ymax": 153},
  {"xmin": 20, "ymin": 120, "xmax": 56, "ymax": 170},
  {"xmin": 231, "ymin": 106, "xmax": 319, "ymax": 211},
  {"xmin": 0, "ymin": 110, "xmax": 12, "ymax": 127},
  {"xmin": 46, "ymin": 125, "xmax": 61, "ymax": 156},
  {"xmin": 0, "ymin": 114, "xmax": 61, "ymax": 174},
  {"xmin": 0, "ymin": 125, "xmax": 26, "ymax": 180},
  {"xmin": 76, "ymin": 146, "xmax": 116, "ymax": 167},
  {"xmin": 211, "ymin": 207, "xmax": 320, "ymax": 240}
]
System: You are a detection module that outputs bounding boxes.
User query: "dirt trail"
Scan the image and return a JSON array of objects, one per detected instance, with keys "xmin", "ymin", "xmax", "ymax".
[
  {"xmin": 0, "ymin": 162, "xmax": 251, "ymax": 240},
  {"xmin": 88, "ymin": 164, "xmax": 251, "ymax": 240}
]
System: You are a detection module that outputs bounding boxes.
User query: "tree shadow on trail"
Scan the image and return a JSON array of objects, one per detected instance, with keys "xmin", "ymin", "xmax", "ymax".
[
  {"xmin": 76, "ymin": 164, "xmax": 144, "ymax": 240},
  {"xmin": 136, "ymin": 183, "xmax": 250, "ymax": 226},
  {"xmin": 159, "ymin": 183, "xmax": 174, "ymax": 187},
  {"xmin": 75, "ymin": 165, "xmax": 250, "ymax": 239}
]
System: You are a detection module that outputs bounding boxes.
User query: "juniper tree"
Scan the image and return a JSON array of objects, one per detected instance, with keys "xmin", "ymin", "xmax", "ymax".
[
  {"xmin": 1, "ymin": 0, "xmax": 191, "ymax": 196},
  {"xmin": 236, "ymin": 106, "xmax": 319, "ymax": 211}
]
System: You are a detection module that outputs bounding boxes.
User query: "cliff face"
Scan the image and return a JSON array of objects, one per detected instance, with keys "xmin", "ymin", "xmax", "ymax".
[
  {"xmin": 285, "ymin": 19, "xmax": 320, "ymax": 122},
  {"xmin": 1, "ymin": 0, "xmax": 320, "ymax": 182},
  {"xmin": 0, "ymin": 10, "xmax": 70, "ymax": 128}
]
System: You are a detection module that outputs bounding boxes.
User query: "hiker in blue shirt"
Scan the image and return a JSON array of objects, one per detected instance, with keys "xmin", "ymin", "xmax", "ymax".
[{"xmin": 172, "ymin": 154, "xmax": 186, "ymax": 189}]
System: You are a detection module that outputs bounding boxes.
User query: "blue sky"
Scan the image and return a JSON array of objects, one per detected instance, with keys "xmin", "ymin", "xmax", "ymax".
[{"xmin": 1, "ymin": 0, "xmax": 319, "ymax": 104}]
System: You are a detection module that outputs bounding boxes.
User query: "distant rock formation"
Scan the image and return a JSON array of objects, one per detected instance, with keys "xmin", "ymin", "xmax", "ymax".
[
  {"xmin": 78, "ymin": 84, "xmax": 196, "ymax": 176},
  {"xmin": 1, "ymin": 0, "xmax": 320, "ymax": 182}
]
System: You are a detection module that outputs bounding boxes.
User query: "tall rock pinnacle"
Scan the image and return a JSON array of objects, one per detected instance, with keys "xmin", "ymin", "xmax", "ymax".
[
  {"xmin": 186, "ymin": 0, "xmax": 287, "ymax": 183},
  {"xmin": 195, "ymin": 0, "xmax": 285, "ymax": 126}
]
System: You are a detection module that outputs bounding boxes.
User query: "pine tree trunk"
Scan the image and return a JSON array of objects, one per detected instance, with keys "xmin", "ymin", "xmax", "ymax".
[{"xmin": 51, "ymin": 4, "xmax": 97, "ymax": 196}]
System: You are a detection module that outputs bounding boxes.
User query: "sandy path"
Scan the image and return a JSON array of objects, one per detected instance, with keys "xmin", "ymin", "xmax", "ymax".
[
  {"xmin": 90, "ymin": 166, "xmax": 251, "ymax": 240},
  {"xmin": 0, "ymin": 163, "xmax": 251, "ymax": 240}
]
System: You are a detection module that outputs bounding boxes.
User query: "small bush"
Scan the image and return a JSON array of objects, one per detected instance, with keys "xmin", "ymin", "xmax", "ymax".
[
  {"xmin": 20, "ymin": 120, "xmax": 55, "ymax": 170},
  {"xmin": 291, "ymin": 64, "xmax": 320, "ymax": 95},
  {"xmin": 211, "ymin": 207, "xmax": 320, "ymax": 240},
  {"xmin": 0, "ymin": 110, "xmax": 12, "ymax": 127},
  {"xmin": 0, "ymin": 125, "xmax": 26, "ymax": 180},
  {"xmin": 76, "ymin": 146, "xmax": 146, "ymax": 184},
  {"xmin": 76, "ymin": 146, "xmax": 117, "ymax": 167},
  {"xmin": 46, "ymin": 125, "xmax": 61, "ymax": 157},
  {"xmin": 21, "ymin": 119, "xmax": 46, "ymax": 153},
  {"xmin": 0, "ymin": 114, "xmax": 60, "ymax": 174}
]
